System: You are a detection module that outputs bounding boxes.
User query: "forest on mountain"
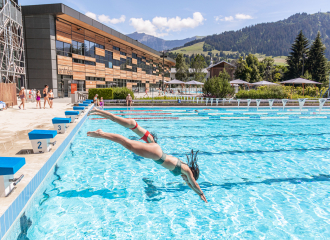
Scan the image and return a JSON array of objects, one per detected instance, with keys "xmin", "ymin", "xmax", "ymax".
[{"xmin": 183, "ymin": 12, "xmax": 330, "ymax": 59}]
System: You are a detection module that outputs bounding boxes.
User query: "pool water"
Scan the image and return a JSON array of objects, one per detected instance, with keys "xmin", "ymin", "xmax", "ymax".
[{"xmin": 7, "ymin": 107, "xmax": 330, "ymax": 239}]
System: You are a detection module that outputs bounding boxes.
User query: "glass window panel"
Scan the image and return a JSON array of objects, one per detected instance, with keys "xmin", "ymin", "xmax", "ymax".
[
  {"xmin": 56, "ymin": 40, "xmax": 64, "ymax": 52},
  {"xmin": 77, "ymin": 42, "xmax": 83, "ymax": 55},
  {"xmin": 72, "ymin": 40, "xmax": 78, "ymax": 54},
  {"xmin": 84, "ymin": 40, "xmax": 90, "ymax": 56},
  {"xmin": 63, "ymin": 42, "xmax": 71, "ymax": 53}
]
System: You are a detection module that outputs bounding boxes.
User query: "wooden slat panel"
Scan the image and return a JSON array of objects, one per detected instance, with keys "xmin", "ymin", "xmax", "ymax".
[
  {"xmin": 85, "ymin": 29, "xmax": 95, "ymax": 39},
  {"xmin": 112, "ymin": 41, "xmax": 120, "ymax": 48},
  {"xmin": 73, "ymin": 63, "xmax": 85, "ymax": 72},
  {"xmin": 96, "ymin": 81, "xmax": 105, "ymax": 85},
  {"xmin": 72, "ymin": 24, "xmax": 85, "ymax": 35},
  {"xmin": 57, "ymin": 55, "xmax": 72, "ymax": 66},
  {"xmin": 73, "ymin": 71, "xmax": 85, "ymax": 80},
  {"xmin": 57, "ymin": 21, "xmax": 71, "ymax": 34},
  {"xmin": 85, "ymin": 56, "xmax": 96, "ymax": 62},
  {"xmin": 56, "ymin": 33, "xmax": 71, "ymax": 44},
  {"xmin": 105, "ymin": 76, "xmax": 113, "ymax": 81},
  {"xmin": 95, "ymin": 47, "xmax": 105, "ymax": 57},
  {"xmin": 85, "ymin": 65, "xmax": 96, "ymax": 73},
  {"xmin": 113, "ymin": 52, "xmax": 120, "ymax": 60},
  {"xmin": 95, "ymin": 34, "xmax": 105, "ymax": 45},
  {"xmin": 132, "ymin": 59, "xmax": 137, "ymax": 64},
  {"xmin": 105, "ymin": 43, "xmax": 113, "ymax": 51},
  {"xmin": 113, "ymin": 66, "xmax": 120, "ymax": 70},
  {"xmin": 126, "ymin": 65, "xmax": 132, "ymax": 69},
  {"xmin": 85, "ymin": 36, "xmax": 95, "ymax": 42},
  {"xmin": 96, "ymin": 70, "xmax": 105, "ymax": 78},
  {"xmin": 120, "ymin": 55, "xmax": 126, "ymax": 59},
  {"xmin": 86, "ymin": 81, "xmax": 96, "ymax": 89},
  {"xmin": 114, "ymin": 69, "xmax": 120, "ymax": 75},
  {"xmin": 86, "ymin": 72, "xmax": 96, "ymax": 77},
  {"xmin": 72, "ymin": 31, "xmax": 84, "ymax": 43},
  {"xmin": 58, "ymin": 65, "xmax": 73, "ymax": 75},
  {"xmin": 96, "ymin": 62, "xmax": 105, "ymax": 70},
  {"xmin": 72, "ymin": 54, "xmax": 85, "ymax": 60},
  {"xmin": 106, "ymin": 68, "xmax": 113, "ymax": 75}
]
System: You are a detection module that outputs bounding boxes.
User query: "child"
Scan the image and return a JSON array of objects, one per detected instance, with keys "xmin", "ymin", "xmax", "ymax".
[
  {"xmin": 99, "ymin": 97, "xmax": 104, "ymax": 109},
  {"xmin": 48, "ymin": 89, "xmax": 54, "ymax": 109},
  {"xmin": 36, "ymin": 90, "xmax": 41, "ymax": 109}
]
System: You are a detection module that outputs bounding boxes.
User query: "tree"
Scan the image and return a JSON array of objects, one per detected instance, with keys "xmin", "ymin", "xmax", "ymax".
[
  {"xmin": 191, "ymin": 54, "xmax": 207, "ymax": 82},
  {"xmin": 306, "ymin": 32, "xmax": 328, "ymax": 82},
  {"xmin": 286, "ymin": 30, "xmax": 309, "ymax": 79},
  {"xmin": 203, "ymin": 69, "xmax": 234, "ymax": 98},
  {"xmin": 234, "ymin": 57, "xmax": 251, "ymax": 82},
  {"xmin": 175, "ymin": 53, "xmax": 188, "ymax": 81},
  {"xmin": 246, "ymin": 54, "xmax": 262, "ymax": 82}
]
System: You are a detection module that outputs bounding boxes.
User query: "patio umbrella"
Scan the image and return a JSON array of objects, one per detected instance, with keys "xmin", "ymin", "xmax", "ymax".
[
  {"xmin": 280, "ymin": 78, "xmax": 321, "ymax": 95},
  {"xmin": 186, "ymin": 80, "xmax": 204, "ymax": 94},
  {"xmin": 251, "ymin": 80, "xmax": 278, "ymax": 86},
  {"xmin": 230, "ymin": 79, "xmax": 250, "ymax": 85},
  {"xmin": 166, "ymin": 79, "xmax": 185, "ymax": 94}
]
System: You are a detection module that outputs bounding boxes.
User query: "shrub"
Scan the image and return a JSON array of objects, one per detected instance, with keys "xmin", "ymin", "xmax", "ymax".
[
  {"xmin": 113, "ymin": 87, "xmax": 134, "ymax": 99},
  {"xmin": 236, "ymin": 85, "xmax": 289, "ymax": 99},
  {"xmin": 88, "ymin": 88, "xmax": 113, "ymax": 100},
  {"xmin": 203, "ymin": 69, "xmax": 234, "ymax": 98}
]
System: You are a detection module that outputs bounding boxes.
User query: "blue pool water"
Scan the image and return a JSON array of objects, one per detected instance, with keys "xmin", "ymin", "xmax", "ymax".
[{"xmin": 6, "ymin": 107, "xmax": 330, "ymax": 239}]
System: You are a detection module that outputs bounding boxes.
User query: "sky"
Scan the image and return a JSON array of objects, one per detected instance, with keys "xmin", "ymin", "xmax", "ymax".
[{"xmin": 20, "ymin": 0, "xmax": 330, "ymax": 40}]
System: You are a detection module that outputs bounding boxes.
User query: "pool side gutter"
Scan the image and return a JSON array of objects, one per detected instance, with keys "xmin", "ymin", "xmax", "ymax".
[{"xmin": 0, "ymin": 106, "xmax": 93, "ymax": 239}]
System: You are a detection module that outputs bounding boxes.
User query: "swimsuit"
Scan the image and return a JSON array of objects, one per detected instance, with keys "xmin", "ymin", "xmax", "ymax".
[
  {"xmin": 19, "ymin": 94, "xmax": 24, "ymax": 99},
  {"xmin": 129, "ymin": 122, "xmax": 152, "ymax": 143},
  {"xmin": 36, "ymin": 95, "xmax": 41, "ymax": 101},
  {"xmin": 154, "ymin": 152, "xmax": 183, "ymax": 176},
  {"xmin": 100, "ymin": 101, "xmax": 104, "ymax": 106}
]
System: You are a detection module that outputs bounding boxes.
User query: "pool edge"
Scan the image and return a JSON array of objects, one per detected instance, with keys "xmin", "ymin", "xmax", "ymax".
[{"xmin": 0, "ymin": 106, "xmax": 93, "ymax": 240}]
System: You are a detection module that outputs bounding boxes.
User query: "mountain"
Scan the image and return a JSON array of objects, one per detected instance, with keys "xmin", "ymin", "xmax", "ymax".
[
  {"xmin": 126, "ymin": 32, "xmax": 203, "ymax": 51},
  {"xmin": 181, "ymin": 12, "xmax": 330, "ymax": 59}
]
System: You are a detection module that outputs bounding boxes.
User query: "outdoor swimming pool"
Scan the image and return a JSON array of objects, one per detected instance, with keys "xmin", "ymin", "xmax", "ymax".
[{"xmin": 5, "ymin": 107, "xmax": 330, "ymax": 239}]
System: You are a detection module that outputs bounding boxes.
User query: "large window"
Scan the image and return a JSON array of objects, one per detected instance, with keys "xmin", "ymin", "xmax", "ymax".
[
  {"xmin": 72, "ymin": 40, "xmax": 84, "ymax": 55},
  {"xmin": 113, "ymin": 46, "xmax": 120, "ymax": 51},
  {"xmin": 132, "ymin": 53, "xmax": 137, "ymax": 59},
  {"xmin": 120, "ymin": 51, "xmax": 126, "ymax": 56},
  {"xmin": 95, "ymin": 43, "xmax": 105, "ymax": 49},
  {"xmin": 56, "ymin": 40, "xmax": 72, "ymax": 57}
]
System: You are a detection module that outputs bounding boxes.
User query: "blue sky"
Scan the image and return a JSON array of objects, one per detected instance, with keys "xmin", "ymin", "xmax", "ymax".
[{"xmin": 20, "ymin": 0, "xmax": 330, "ymax": 40}]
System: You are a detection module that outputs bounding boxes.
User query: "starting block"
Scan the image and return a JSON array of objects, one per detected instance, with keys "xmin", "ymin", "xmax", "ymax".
[
  {"xmin": 83, "ymin": 101, "xmax": 91, "ymax": 105},
  {"xmin": 79, "ymin": 103, "xmax": 88, "ymax": 107},
  {"xmin": 28, "ymin": 130, "xmax": 57, "ymax": 153},
  {"xmin": 52, "ymin": 117, "xmax": 71, "ymax": 134},
  {"xmin": 0, "ymin": 157, "xmax": 25, "ymax": 197},
  {"xmin": 65, "ymin": 111, "xmax": 79, "ymax": 123},
  {"xmin": 73, "ymin": 106, "xmax": 85, "ymax": 115}
]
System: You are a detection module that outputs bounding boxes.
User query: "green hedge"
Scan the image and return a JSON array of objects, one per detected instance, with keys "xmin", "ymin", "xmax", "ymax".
[
  {"xmin": 113, "ymin": 87, "xmax": 134, "ymax": 99},
  {"xmin": 88, "ymin": 88, "xmax": 114, "ymax": 100}
]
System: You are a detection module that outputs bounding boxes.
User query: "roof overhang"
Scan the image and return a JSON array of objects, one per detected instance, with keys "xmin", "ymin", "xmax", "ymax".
[
  {"xmin": 206, "ymin": 61, "xmax": 236, "ymax": 70},
  {"xmin": 22, "ymin": 3, "xmax": 176, "ymax": 65}
]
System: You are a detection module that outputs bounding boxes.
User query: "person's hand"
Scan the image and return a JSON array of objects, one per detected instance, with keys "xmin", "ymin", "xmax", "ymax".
[
  {"xmin": 200, "ymin": 193, "xmax": 208, "ymax": 203},
  {"xmin": 87, "ymin": 129, "xmax": 104, "ymax": 138}
]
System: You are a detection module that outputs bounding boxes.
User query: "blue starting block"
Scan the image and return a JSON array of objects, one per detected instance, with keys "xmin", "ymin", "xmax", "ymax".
[
  {"xmin": 65, "ymin": 111, "xmax": 79, "ymax": 123},
  {"xmin": 52, "ymin": 117, "xmax": 71, "ymax": 134},
  {"xmin": 28, "ymin": 130, "xmax": 57, "ymax": 153},
  {"xmin": 83, "ymin": 101, "xmax": 91, "ymax": 105},
  {"xmin": 79, "ymin": 103, "xmax": 88, "ymax": 107},
  {"xmin": 85, "ymin": 99, "xmax": 93, "ymax": 103},
  {"xmin": 73, "ymin": 106, "xmax": 85, "ymax": 115},
  {"xmin": 0, "ymin": 157, "xmax": 25, "ymax": 197}
]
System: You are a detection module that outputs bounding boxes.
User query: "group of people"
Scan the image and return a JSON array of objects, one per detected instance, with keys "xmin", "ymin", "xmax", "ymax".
[
  {"xmin": 87, "ymin": 108, "xmax": 207, "ymax": 203},
  {"xmin": 93, "ymin": 94, "xmax": 104, "ymax": 108},
  {"xmin": 18, "ymin": 85, "xmax": 54, "ymax": 110}
]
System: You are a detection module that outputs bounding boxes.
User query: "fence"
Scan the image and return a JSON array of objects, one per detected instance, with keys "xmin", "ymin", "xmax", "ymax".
[{"xmin": 0, "ymin": 83, "xmax": 17, "ymax": 106}]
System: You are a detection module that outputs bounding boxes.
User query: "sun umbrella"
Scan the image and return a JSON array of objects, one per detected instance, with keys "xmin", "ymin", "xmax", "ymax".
[
  {"xmin": 230, "ymin": 79, "xmax": 250, "ymax": 85},
  {"xmin": 186, "ymin": 80, "xmax": 204, "ymax": 94},
  {"xmin": 251, "ymin": 81, "xmax": 278, "ymax": 86},
  {"xmin": 166, "ymin": 79, "xmax": 185, "ymax": 94},
  {"xmin": 280, "ymin": 78, "xmax": 321, "ymax": 95}
]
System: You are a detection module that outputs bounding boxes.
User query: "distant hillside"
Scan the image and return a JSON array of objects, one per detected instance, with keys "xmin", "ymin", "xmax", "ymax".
[
  {"xmin": 127, "ymin": 32, "xmax": 203, "ymax": 51},
  {"xmin": 182, "ymin": 12, "xmax": 330, "ymax": 59}
]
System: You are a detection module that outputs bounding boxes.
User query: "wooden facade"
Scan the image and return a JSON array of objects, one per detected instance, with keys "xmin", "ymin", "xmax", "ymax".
[
  {"xmin": 55, "ymin": 18, "xmax": 174, "ymax": 91},
  {"xmin": 208, "ymin": 61, "xmax": 236, "ymax": 80}
]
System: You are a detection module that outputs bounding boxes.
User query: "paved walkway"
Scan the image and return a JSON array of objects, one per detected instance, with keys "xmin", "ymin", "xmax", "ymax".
[{"xmin": 0, "ymin": 100, "xmax": 74, "ymax": 155}]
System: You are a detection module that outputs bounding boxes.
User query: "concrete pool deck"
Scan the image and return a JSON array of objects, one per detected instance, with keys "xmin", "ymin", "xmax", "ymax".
[{"xmin": 0, "ymin": 100, "xmax": 90, "ymax": 218}]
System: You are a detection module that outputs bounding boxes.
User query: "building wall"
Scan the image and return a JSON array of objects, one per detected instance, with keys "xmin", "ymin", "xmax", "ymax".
[{"xmin": 23, "ymin": 15, "xmax": 58, "ymax": 96}]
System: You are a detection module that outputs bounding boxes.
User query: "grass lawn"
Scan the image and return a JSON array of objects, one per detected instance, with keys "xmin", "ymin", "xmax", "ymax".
[{"xmin": 170, "ymin": 42, "xmax": 288, "ymax": 66}]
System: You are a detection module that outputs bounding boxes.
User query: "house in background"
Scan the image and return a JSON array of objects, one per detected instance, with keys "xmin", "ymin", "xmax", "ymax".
[{"xmin": 206, "ymin": 61, "xmax": 236, "ymax": 80}]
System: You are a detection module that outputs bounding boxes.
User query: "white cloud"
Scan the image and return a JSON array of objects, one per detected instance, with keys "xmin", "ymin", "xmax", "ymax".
[
  {"xmin": 85, "ymin": 12, "xmax": 125, "ymax": 25},
  {"xmin": 215, "ymin": 13, "xmax": 253, "ymax": 22},
  {"xmin": 85, "ymin": 12, "xmax": 97, "ymax": 20},
  {"xmin": 130, "ymin": 12, "xmax": 205, "ymax": 37},
  {"xmin": 235, "ymin": 13, "xmax": 253, "ymax": 20}
]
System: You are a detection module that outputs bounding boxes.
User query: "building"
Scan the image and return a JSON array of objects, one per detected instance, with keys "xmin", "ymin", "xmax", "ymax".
[
  {"xmin": 170, "ymin": 68, "xmax": 210, "ymax": 80},
  {"xmin": 206, "ymin": 61, "xmax": 236, "ymax": 79},
  {"xmin": 21, "ymin": 3, "xmax": 175, "ymax": 98},
  {"xmin": 0, "ymin": 0, "xmax": 26, "ymax": 88}
]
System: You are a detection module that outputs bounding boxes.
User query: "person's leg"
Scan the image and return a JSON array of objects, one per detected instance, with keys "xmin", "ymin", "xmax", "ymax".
[
  {"xmin": 22, "ymin": 99, "xmax": 25, "ymax": 110},
  {"xmin": 89, "ymin": 109, "xmax": 136, "ymax": 128},
  {"xmin": 87, "ymin": 130, "xmax": 162, "ymax": 160},
  {"xmin": 44, "ymin": 98, "xmax": 46, "ymax": 108}
]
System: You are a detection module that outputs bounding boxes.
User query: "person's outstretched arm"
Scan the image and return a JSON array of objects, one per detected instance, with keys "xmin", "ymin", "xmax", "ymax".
[
  {"xmin": 181, "ymin": 167, "xmax": 207, "ymax": 203},
  {"xmin": 87, "ymin": 129, "xmax": 161, "ymax": 159}
]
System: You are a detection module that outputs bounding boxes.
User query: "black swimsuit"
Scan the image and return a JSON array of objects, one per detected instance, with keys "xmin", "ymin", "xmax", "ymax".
[{"xmin": 154, "ymin": 152, "xmax": 183, "ymax": 176}]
